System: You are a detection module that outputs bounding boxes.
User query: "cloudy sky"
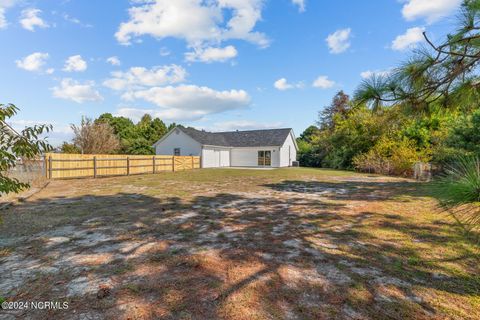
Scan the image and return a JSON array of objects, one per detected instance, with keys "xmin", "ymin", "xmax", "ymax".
[{"xmin": 0, "ymin": 0, "xmax": 462, "ymax": 145}]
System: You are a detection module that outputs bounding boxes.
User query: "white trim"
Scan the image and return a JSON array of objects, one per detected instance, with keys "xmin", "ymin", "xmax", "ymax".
[
  {"xmin": 278, "ymin": 129, "xmax": 298, "ymax": 151},
  {"xmin": 152, "ymin": 126, "xmax": 177, "ymax": 147},
  {"xmin": 290, "ymin": 129, "xmax": 299, "ymax": 151},
  {"xmin": 202, "ymin": 144, "xmax": 233, "ymax": 148},
  {"xmin": 152, "ymin": 126, "xmax": 200, "ymax": 148}
]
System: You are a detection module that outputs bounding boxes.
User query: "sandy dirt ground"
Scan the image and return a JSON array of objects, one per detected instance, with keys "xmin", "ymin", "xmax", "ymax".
[{"xmin": 0, "ymin": 168, "xmax": 478, "ymax": 319}]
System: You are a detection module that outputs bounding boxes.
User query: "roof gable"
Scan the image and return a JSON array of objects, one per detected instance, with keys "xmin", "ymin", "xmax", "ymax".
[{"xmin": 177, "ymin": 126, "xmax": 293, "ymax": 148}]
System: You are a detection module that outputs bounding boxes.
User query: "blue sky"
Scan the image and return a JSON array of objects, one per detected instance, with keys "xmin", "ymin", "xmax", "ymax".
[{"xmin": 0, "ymin": 0, "xmax": 463, "ymax": 145}]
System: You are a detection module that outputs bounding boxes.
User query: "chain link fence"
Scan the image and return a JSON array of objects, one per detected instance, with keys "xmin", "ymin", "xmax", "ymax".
[{"xmin": 2, "ymin": 158, "xmax": 47, "ymax": 200}]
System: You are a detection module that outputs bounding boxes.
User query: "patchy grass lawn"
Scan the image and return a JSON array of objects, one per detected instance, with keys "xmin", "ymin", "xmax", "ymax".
[{"xmin": 0, "ymin": 168, "xmax": 479, "ymax": 320}]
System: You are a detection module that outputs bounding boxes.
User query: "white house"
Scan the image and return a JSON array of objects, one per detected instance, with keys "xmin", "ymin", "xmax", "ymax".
[{"xmin": 153, "ymin": 126, "xmax": 298, "ymax": 168}]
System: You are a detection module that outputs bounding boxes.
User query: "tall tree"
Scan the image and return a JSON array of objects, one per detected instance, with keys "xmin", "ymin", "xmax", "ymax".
[
  {"xmin": 94, "ymin": 113, "xmax": 170, "ymax": 154},
  {"xmin": 318, "ymin": 91, "xmax": 351, "ymax": 130},
  {"xmin": 355, "ymin": 0, "xmax": 480, "ymax": 110},
  {"xmin": 71, "ymin": 117, "xmax": 120, "ymax": 154},
  {"xmin": 299, "ymin": 125, "xmax": 320, "ymax": 143},
  {"xmin": 1, "ymin": 104, "xmax": 52, "ymax": 194}
]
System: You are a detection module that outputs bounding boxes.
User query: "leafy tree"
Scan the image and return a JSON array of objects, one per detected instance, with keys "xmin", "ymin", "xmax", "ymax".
[
  {"xmin": 299, "ymin": 125, "xmax": 319, "ymax": 143},
  {"xmin": 124, "ymin": 138, "xmax": 155, "ymax": 155},
  {"xmin": 1, "ymin": 104, "xmax": 52, "ymax": 194},
  {"xmin": 318, "ymin": 91, "xmax": 351, "ymax": 130},
  {"xmin": 446, "ymin": 109, "xmax": 480, "ymax": 156},
  {"xmin": 167, "ymin": 123, "xmax": 177, "ymax": 131},
  {"xmin": 60, "ymin": 142, "xmax": 81, "ymax": 154},
  {"xmin": 355, "ymin": 0, "xmax": 480, "ymax": 109},
  {"xmin": 94, "ymin": 113, "xmax": 170, "ymax": 154},
  {"xmin": 353, "ymin": 136, "xmax": 427, "ymax": 176},
  {"xmin": 71, "ymin": 117, "xmax": 120, "ymax": 154}
]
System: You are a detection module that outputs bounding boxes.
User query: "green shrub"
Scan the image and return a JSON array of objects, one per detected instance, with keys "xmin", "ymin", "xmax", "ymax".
[
  {"xmin": 431, "ymin": 156, "xmax": 480, "ymax": 232},
  {"xmin": 353, "ymin": 137, "xmax": 427, "ymax": 176}
]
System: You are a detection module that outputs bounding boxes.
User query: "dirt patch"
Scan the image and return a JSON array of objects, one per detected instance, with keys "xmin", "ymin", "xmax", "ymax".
[{"xmin": 0, "ymin": 168, "xmax": 478, "ymax": 319}]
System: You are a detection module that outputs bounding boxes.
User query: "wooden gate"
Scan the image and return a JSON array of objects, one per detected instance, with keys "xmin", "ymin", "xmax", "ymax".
[{"xmin": 173, "ymin": 156, "xmax": 199, "ymax": 171}]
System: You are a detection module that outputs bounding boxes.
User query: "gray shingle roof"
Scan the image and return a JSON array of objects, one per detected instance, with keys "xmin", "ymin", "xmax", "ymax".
[{"xmin": 178, "ymin": 126, "xmax": 292, "ymax": 147}]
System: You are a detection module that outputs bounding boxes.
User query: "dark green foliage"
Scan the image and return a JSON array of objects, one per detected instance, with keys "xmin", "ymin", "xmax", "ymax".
[
  {"xmin": 123, "ymin": 138, "xmax": 155, "ymax": 155},
  {"xmin": 446, "ymin": 109, "xmax": 480, "ymax": 156},
  {"xmin": 92, "ymin": 113, "xmax": 171, "ymax": 154},
  {"xmin": 299, "ymin": 125, "xmax": 319, "ymax": 143},
  {"xmin": 431, "ymin": 156, "xmax": 480, "ymax": 232},
  {"xmin": 317, "ymin": 91, "xmax": 351, "ymax": 129},
  {"xmin": 355, "ymin": 0, "xmax": 480, "ymax": 108},
  {"xmin": 1, "ymin": 104, "xmax": 52, "ymax": 194},
  {"xmin": 60, "ymin": 142, "xmax": 81, "ymax": 154}
]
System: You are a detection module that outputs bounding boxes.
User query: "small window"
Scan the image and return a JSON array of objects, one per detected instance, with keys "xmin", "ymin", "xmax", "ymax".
[{"xmin": 174, "ymin": 148, "xmax": 181, "ymax": 156}]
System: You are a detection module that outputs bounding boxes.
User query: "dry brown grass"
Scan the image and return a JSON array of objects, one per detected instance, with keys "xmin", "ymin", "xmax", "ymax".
[{"xmin": 0, "ymin": 167, "xmax": 479, "ymax": 319}]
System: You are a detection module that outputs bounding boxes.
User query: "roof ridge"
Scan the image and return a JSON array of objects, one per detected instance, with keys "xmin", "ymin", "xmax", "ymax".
[{"xmin": 215, "ymin": 128, "xmax": 292, "ymax": 134}]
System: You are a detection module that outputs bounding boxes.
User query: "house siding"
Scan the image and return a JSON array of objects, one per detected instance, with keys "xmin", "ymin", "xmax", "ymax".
[
  {"xmin": 279, "ymin": 132, "xmax": 297, "ymax": 167},
  {"xmin": 154, "ymin": 127, "xmax": 298, "ymax": 168},
  {"xmin": 202, "ymin": 147, "xmax": 231, "ymax": 168},
  {"xmin": 155, "ymin": 128, "xmax": 202, "ymax": 156},
  {"xmin": 231, "ymin": 147, "xmax": 280, "ymax": 167}
]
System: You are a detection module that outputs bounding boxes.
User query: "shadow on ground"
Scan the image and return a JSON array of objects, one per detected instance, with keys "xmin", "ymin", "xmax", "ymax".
[{"xmin": 0, "ymin": 178, "xmax": 479, "ymax": 320}]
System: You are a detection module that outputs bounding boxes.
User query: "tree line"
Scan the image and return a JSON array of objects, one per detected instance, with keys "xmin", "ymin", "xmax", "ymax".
[
  {"xmin": 60, "ymin": 113, "xmax": 177, "ymax": 155},
  {"xmin": 297, "ymin": 0, "xmax": 480, "ymax": 177},
  {"xmin": 296, "ymin": 0, "xmax": 480, "ymax": 233}
]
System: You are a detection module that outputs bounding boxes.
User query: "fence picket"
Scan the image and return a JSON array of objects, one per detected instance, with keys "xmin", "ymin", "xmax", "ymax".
[{"xmin": 44, "ymin": 153, "xmax": 200, "ymax": 179}]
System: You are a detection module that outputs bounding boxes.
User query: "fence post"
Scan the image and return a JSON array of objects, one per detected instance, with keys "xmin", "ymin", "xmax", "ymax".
[
  {"xmin": 48, "ymin": 156, "xmax": 52, "ymax": 179},
  {"xmin": 173, "ymin": 156, "xmax": 176, "ymax": 172},
  {"xmin": 127, "ymin": 157, "xmax": 130, "ymax": 175},
  {"xmin": 191, "ymin": 156, "xmax": 194, "ymax": 169},
  {"xmin": 153, "ymin": 156, "xmax": 156, "ymax": 174},
  {"xmin": 93, "ymin": 157, "xmax": 97, "ymax": 178},
  {"xmin": 44, "ymin": 155, "xmax": 48, "ymax": 178}
]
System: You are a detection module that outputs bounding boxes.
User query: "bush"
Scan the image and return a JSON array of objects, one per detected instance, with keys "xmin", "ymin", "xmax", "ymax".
[
  {"xmin": 431, "ymin": 156, "xmax": 480, "ymax": 233},
  {"xmin": 353, "ymin": 137, "xmax": 427, "ymax": 176}
]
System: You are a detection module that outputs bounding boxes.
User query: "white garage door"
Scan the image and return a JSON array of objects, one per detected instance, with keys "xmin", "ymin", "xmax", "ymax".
[{"xmin": 202, "ymin": 148, "xmax": 230, "ymax": 168}]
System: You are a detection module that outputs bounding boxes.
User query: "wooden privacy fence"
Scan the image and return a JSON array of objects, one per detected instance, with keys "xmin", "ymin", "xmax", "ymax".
[{"xmin": 45, "ymin": 153, "xmax": 200, "ymax": 179}]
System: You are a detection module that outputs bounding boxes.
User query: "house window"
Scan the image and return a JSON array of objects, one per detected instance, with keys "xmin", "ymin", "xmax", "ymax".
[
  {"xmin": 174, "ymin": 148, "xmax": 181, "ymax": 156},
  {"xmin": 258, "ymin": 150, "xmax": 271, "ymax": 166}
]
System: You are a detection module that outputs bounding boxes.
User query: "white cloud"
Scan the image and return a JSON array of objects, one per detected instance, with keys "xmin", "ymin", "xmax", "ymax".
[
  {"xmin": 326, "ymin": 28, "xmax": 351, "ymax": 54},
  {"xmin": 15, "ymin": 52, "xmax": 49, "ymax": 72},
  {"xmin": 46, "ymin": 68, "xmax": 55, "ymax": 74},
  {"xmin": 402, "ymin": 0, "xmax": 462, "ymax": 23},
  {"xmin": 0, "ymin": 8, "xmax": 7, "ymax": 28},
  {"xmin": 209, "ymin": 120, "xmax": 284, "ymax": 132},
  {"xmin": 391, "ymin": 27, "xmax": 425, "ymax": 51},
  {"xmin": 0, "ymin": 0, "xmax": 19, "ymax": 29},
  {"xmin": 63, "ymin": 55, "xmax": 88, "ymax": 72},
  {"xmin": 103, "ymin": 65, "xmax": 187, "ymax": 91},
  {"xmin": 52, "ymin": 78, "xmax": 103, "ymax": 103},
  {"xmin": 360, "ymin": 69, "xmax": 392, "ymax": 79},
  {"xmin": 116, "ymin": 107, "xmax": 207, "ymax": 122},
  {"xmin": 121, "ymin": 85, "xmax": 251, "ymax": 121},
  {"xmin": 160, "ymin": 47, "xmax": 171, "ymax": 57},
  {"xmin": 115, "ymin": 0, "xmax": 269, "ymax": 49},
  {"xmin": 312, "ymin": 75, "xmax": 335, "ymax": 89},
  {"xmin": 274, "ymin": 78, "xmax": 292, "ymax": 90},
  {"xmin": 273, "ymin": 78, "xmax": 303, "ymax": 91},
  {"xmin": 106, "ymin": 56, "xmax": 121, "ymax": 66},
  {"xmin": 19, "ymin": 8, "xmax": 49, "ymax": 31},
  {"xmin": 292, "ymin": 0, "xmax": 306, "ymax": 12},
  {"xmin": 185, "ymin": 45, "xmax": 238, "ymax": 63},
  {"xmin": 62, "ymin": 13, "xmax": 92, "ymax": 28}
]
